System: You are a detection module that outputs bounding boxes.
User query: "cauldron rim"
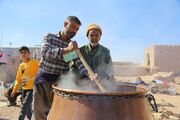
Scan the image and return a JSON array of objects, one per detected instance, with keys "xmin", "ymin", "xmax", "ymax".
[{"xmin": 52, "ymin": 82, "xmax": 149, "ymax": 96}]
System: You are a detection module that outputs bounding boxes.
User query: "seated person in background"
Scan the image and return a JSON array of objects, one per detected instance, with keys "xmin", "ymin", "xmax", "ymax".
[
  {"xmin": 135, "ymin": 77, "xmax": 148, "ymax": 86},
  {"xmin": 74, "ymin": 24, "xmax": 114, "ymax": 81},
  {"xmin": 4, "ymin": 80, "xmax": 22, "ymax": 107}
]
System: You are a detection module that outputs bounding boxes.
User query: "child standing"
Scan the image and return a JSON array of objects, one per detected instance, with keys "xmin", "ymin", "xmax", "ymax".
[{"xmin": 11, "ymin": 46, "xmax": 39, "ymax": 120}]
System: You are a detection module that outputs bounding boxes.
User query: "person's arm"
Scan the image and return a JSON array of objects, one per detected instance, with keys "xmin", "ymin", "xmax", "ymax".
[
  {"xmin": 62, "ymin": 41, "xmax": 78, "ymax": 54},
  {"xmin": 41, "ymin": 34, "xmax": 77, "ymax": 60},
  {"xmin": 73, "ymin": 58, "xmax": 88, "ymax": 78},
  {"xmin": 12, "ymin": 65, "xmax": 22, "ymax": 96},
  {"xmin": 41, "ymin": 34, "xmax": 64, "ymax": 60},
  {"xmin": 36, "ymin": 60, "xmax": 39, "ymax": 72},
  {"xmin": 105, "ymin": 51, "xmax": 114, "ymax": 80}
]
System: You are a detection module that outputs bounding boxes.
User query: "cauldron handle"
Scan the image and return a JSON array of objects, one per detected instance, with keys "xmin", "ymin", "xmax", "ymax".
[{"xmin": 147, "ymin": 94, "xmax": 158, "ymax": 112}]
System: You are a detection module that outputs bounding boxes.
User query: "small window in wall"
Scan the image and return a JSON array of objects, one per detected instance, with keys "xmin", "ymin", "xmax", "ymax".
[{"xmin": 147, "ymin": 53, "xmax": 150, "ymax": 66}]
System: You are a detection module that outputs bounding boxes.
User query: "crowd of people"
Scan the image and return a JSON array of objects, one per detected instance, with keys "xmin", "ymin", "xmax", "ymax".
[{"xmin": 5, "ymin": 16, "xmax": 114, "ymax": 120}]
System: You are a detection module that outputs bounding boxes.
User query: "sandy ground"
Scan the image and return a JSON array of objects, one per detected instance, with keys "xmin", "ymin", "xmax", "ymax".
[
  {"xmin": 0, "ymin": 105, "xmax": 20, "ymax": 120},
  {"xmin": 0, "ymin": 74, "xmax": 180, "ymax": 120},
  {"xmin": 0, "ymin": 97, "xmax": 21, "ymax": 120}
]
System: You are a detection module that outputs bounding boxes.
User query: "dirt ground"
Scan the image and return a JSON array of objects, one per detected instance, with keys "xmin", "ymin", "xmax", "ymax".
[
  {"xmin": 0, "ymin": 97, "xmax": 21, "ymax": 120},
  {"xmin": 0, "ymin": 74, "xmax": 180, "ymax": 120}
]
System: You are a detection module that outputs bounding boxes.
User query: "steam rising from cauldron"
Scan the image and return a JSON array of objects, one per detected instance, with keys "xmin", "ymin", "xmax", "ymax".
[
  {"xmin": 57, "ymin": 70, "xmax": 138, "ymax": 92},
  {"xmin": 57, "ymin": 71, "xmax": 100, "ymax": 91}
]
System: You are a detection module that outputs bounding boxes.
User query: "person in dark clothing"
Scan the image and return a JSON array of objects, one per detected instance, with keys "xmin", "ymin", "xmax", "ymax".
[
  {"xmin": 135, "ymin": 77, "xmax": 149, "ymax": 86},
  {"xmin": 4, "ymin": 81, "xmax": 22, "ymax": 107},
  {"xmin": 34, "ymin": 16, "xmax": 88, "ymax": 120}
]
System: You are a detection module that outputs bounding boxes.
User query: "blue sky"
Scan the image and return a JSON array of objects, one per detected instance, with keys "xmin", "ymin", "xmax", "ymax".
[{"xmin": 0, "ymin": 0, "xmax": 180, "ymax": 63}]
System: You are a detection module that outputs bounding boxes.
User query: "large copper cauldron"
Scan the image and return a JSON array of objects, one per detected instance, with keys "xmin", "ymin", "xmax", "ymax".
[{"xmin": 48, "ymin": 82, "xmax": 154, "ymax": 120}]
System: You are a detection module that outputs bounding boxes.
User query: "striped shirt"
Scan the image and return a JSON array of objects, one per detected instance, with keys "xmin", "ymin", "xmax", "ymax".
[{"xmin": 38, "ymin": 33, "xmax": 87, "ymax": 79}]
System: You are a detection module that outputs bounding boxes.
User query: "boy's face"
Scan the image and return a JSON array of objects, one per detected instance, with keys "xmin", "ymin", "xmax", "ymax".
[{"xmin": 19, "ymin": 50, "xmax": 30, "ymax": 61}]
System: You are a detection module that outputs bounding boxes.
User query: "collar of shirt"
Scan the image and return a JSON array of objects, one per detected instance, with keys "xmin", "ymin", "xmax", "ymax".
[{"xmin": 87, "ymin": 44, "xmax": 101, "ymax": 57}]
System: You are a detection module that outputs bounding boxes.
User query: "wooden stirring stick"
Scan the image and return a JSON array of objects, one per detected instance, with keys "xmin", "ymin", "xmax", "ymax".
[{"xmin": 75, "ymin": 49, "xmax": 107, "ymax": 92}]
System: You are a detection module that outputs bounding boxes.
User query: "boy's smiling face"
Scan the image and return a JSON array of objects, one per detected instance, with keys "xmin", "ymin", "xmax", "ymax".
[{"xmin": 19, "ymin": 50, "xmax": 30, "ymax": 62}]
